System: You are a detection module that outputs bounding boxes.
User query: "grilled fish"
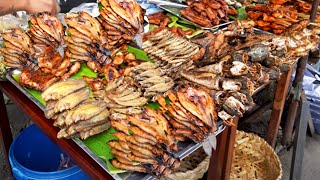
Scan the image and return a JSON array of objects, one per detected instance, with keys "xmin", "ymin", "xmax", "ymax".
[
  {"xmin": 70, "ymin": 100, "xmax": 107, "ymax": 124},
  {"xmin": 180, "ymin": 71, "xmax": 221, "ymax": 90},
  {"xmin": 80, "ymin": 122, "xmax": 110, "ymax": 139},
  {"xmin": 54, "ymin": 88, "xmax": 90, "ymax": 113},
  {"xmin": 41, "ymin": 79, "xmax": 87, "ymax": 101}
]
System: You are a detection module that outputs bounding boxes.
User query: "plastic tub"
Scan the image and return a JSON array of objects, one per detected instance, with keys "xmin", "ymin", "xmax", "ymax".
[{"xmin": 9, "ymin": 125, "xmax": 89, "ymax": 180}]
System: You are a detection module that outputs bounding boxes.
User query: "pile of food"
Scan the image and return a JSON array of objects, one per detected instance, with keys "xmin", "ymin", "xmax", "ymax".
[
  {"xmin": 98, "ymin": 0, "xmax": 144, "ymax": 48},
  {"xmin": 28, "ymin": 13, "xmax": 64, "ymax": 48},
  {"xmin": 130, "ymin": 62, "xmax": 174, "ymax": 97},
  {"xmin": 142, "ymin": 28, "xmax": 204, "ymax": 73},
  {"xmin": 147, "ymin": 12, "xmax": 194, "ymax": 37},
  {"xmin": 42, "ymin": 78, "xmax": 110, "ymax": 140},
  {"xmin": 64, "ymin": 11, "xmax": 108, "ymax": 63},
  {"xmin": 181, "ymin": 0, "xmax": 229, "ymax": 27},
  {"xmin": 0, "ymin": 28, "xmax": 35, "ymax": 69},
  {"xmin": 245, "ymin": 0, "xmax": 317, "ymax": 34}
]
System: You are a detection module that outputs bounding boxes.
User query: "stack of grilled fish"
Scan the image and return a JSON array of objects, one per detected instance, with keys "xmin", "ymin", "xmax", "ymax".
[
  {"xmin": 42, "ymin": 78, "xmax": 110, "ymax": 140},
  {"xmin": 64, "ymin": 11, "xmax": 110, "ymax": 64},
  {"xmin": 93, "ymin": 76, "xmax": 148, "ymax": 118},
  {"xmin": 110, "ymin": 107, "xmax": 180, "ymax": 175},
  {"xmin": 130, "ymin": 62, "xmax": 174, "ymax": 97},
  {"xmin": 0, "ymin": 28, "xmax": 36, "ymax": 69},
  {"xmin": 108, "ymin": 86, "xmax": 220, "ymax": 174},
  {"xmin": 28, "ymin": 12, "xmax": 64, "ymax": 49},
  {"xmin": 98, "ymin": 0, "xmax": 144, "ymax": 48},
  {"xmin": 157, "ymin": 87, "xmax": 217, "ymax": 142},
  {"xmin": 181, "ymin": 0, "xmax": 229, "ymax": 27},
  {"xmin": 142, "ymin": 29, "xmax": 204, "ymax": 74}
]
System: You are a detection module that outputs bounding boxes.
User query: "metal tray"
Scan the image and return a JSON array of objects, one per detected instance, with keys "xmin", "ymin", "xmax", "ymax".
[
  {"xmin": 6, "ymin": 69, "xmax": 226, "ymax": 180},
  {"xmin": 158, "ymin": 5, "xmax": 232, "ymax": 30}
]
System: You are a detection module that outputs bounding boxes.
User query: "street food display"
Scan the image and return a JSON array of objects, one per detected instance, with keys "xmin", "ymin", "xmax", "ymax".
[{"xmin": 1, "ymin": 0, "xmax": 320, "ymax": 177}]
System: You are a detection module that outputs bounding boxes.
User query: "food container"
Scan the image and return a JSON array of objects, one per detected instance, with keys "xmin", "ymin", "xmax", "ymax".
[{"xmin": 230, "ymin": 131, "xmax": 282, "ymax": 180}]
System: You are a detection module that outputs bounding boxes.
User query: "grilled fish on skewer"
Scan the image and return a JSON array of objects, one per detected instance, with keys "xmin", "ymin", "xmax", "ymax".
[
  {"xmin": 108, "ymin": 141, "xmax": 131, "ymax": 153},
  {"xmin": 35, "ymin": 12, "xmax": 64, "ymax": 44},
  {"xmin": 115, "ymin": 155, "xmax": 132, "ymax": 165},
  {"xmin": 111, "ymin": 159, "xmax": 146, "ymax": 172}
]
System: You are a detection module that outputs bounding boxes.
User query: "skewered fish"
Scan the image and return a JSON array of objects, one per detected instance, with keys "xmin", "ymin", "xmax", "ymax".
[
  {"xmin": 0, "ymin": 28, "xmax": 36, "ymax": 69},
  {"xmin": 98, "ymin": 0, "xmax": 144, "ymax": 49},
  {"xmin": 143, "ymin": 29, "xmax": 201, "ymax": 73},
  {"xmin": 111, "ymin": 159, "xmax": 146, "ymax": 172},
  {"xmin": 29, "ymin": 12, "xmax": 64, "ymax": 48}
]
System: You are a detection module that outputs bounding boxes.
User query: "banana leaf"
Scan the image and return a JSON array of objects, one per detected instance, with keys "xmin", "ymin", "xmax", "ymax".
[{"xmin": 127, "ymin": 46, "xmax": 152, "ymax": 62}]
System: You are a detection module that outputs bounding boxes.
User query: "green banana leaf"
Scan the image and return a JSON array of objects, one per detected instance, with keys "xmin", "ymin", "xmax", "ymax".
[
  {"xmin": 127, "ymin": 46, "xmax": 152, "ymax": 62},
  {"xmin": 83, "ymin": 127, "xmax": 125, "ymax": 173},
  {"xmin": 167, "ymin": 13, "xmax": 196, "ymax": 31},
  {"xmin": 237, "ymin": 6, "xmax": 248, "ymax": 20},
  {"xmin": 149, "ymin": 24, "xmax": 159, "ymax": 31}
]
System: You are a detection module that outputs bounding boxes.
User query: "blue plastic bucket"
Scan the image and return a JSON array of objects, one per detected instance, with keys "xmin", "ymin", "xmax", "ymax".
[{"xmin": 9, "ymin": 125, "xmax": 89, "ymax": 180}]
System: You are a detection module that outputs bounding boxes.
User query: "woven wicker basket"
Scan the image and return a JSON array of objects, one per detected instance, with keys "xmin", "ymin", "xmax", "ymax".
[
  {"xmin": 159, "ymin": 149, "xmax": 209, "ymax": 180},
  {"xmin": 230, "ymin": 131, "xmax": 282, "ymax": 180}
]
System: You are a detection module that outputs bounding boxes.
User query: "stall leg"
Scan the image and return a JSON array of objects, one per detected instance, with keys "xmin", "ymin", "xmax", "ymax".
[
  {"xmin": 208, "ymin": 117, "xmax": 239, "ymax": 180},
  {"xmin": 0, "ymin": 92, "xmax": 13, "ymax": 177},
  {"xmin": 266, "ymin": 69, "xmax": 293, "ymax": 147},
  {"xmin": 290, "ymin": 93, "xmax": 309, "ymax": 180}
]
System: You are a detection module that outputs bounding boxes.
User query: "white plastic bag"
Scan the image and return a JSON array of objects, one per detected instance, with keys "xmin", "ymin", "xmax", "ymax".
[
  {"xmin": 69, "ymin": 3, "xmax": 100, "ymax": 17},
  {"xmin": 0, "ymin": 14, "xmax": 21, "ymax": 32}
]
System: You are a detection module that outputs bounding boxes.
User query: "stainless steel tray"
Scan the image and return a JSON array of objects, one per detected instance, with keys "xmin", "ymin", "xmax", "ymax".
[
  {"xmin": 6, "ymin": 69, "xmax": 226, "ymax": 180},
  {"xmin": 158, "ymin": 5, "xmax": 232, "ymax": 30}
]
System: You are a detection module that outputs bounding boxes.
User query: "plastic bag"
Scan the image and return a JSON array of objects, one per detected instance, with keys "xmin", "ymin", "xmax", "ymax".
[
  {"xmin": 303, "ymin": 64, "xmax": 320, "ymax": 98},
  {"xmin": 0, "ymin": 14, "xmax": 21, "ymax": 32},
  {"xmin": 139, "ymin": 3, "xmax": 163, "ymax": 16},
  {"xmin": 69, "ymin": 3, "xmax": 100, "ymax": 17}
]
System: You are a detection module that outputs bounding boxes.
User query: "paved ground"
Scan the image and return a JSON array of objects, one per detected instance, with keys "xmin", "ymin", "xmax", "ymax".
[{"xmin": 1, "ymin": 99, "xmax": 320, "ymax": 180}]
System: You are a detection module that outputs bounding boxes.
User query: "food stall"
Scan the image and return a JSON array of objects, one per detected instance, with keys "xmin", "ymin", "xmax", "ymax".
[{"xmin": 0, "ymin": 0, "xmax": 319, "ymax": 179}]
